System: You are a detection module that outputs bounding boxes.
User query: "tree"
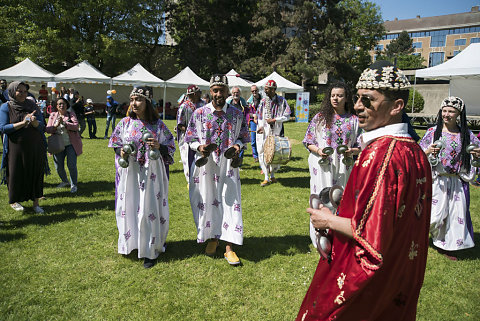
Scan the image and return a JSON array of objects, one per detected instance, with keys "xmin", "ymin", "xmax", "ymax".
[
  {"xmin": 165, "ymin": 0, "xmax": 257, "ymax": 79},
  {"xmin": 0, "ymin": 0, "xmax": 168, "ymax": 76},
  {"xmin": 385, "ymin": 30, "xmax": 413, "ymax": 57},
  {"xmin": 280, "ymin": 0, "xmax": 384, "ymax": 87}
]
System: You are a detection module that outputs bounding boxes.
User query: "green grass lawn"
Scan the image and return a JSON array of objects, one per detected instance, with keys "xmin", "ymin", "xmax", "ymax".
[{"xmin": 1, "ymin": 118, "xmax": 479, "ymax": 320}]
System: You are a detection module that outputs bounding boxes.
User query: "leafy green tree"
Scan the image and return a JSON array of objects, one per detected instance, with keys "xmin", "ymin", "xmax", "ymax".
[
  {"xmin": 282, "ymin": 0, "xmax": 384, "ymax": 87},
  {"xmin": 165, "ymin": 0, "xmax": 257, "ymax": 79},
  {"xmin": 0, "ymin": 0, "xmax": 168, "ymax": 76},
  {"xmin": 386, "ymin": 30, "xmax": 413, "ymax": 57},
  {"xmin": 407, "ymin": 89, "xmax": 425, "ymax": 113}
]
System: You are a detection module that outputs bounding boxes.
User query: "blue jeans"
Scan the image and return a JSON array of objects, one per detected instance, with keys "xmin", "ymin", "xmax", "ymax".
[
  {"xmin": 250, "ymin": 121, "xmax": 258, "ymax": 159},
  {"xmin": 105, "ymin": 113, "xmax": 116, "ymax": 137},
  {"xmin": 53, "ymin": 144, "xmax": 78, "ymax": 187}
]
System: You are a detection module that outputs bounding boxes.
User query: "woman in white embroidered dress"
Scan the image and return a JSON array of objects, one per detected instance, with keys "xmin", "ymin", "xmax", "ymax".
[
  {"xmin": 109, "ymin": 87, "xmax": 175, "ymax": 268},
  {"xmin": 419, "ymin": 96, "xmax": 480, "ymax": 260},
  {"xmin": 302, "ymin": 82, "xmax": 361, "ymax": 248}
]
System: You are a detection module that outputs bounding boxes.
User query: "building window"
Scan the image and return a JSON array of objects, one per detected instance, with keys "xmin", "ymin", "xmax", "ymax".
[
  {"xmin": 430, "ymin": 30, "xmax": 447, "ymax": 47},
  {"xmin": 375, "ymin": 44, "xmax": 383, "ymax": 51},
  {"xmin": 412, "ymin": 42, "xmax": 422, "ymax": 49},
  {"xmin": 429, "ymin": 52, "xmax": 444, "ymax": 67},
  {"xmin": 454, "ymin": 39, "xmax": 466, "ymax": 46},
  {"xmin": 453, "ymin": 50, "xmax": 461, "ymax": 56},
  {"xmin": 471, "ymin": 38, "xmax": 480, "ymax": 44}
]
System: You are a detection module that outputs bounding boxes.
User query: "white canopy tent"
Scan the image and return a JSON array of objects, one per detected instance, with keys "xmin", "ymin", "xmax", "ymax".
[
  {"xmin": 53, "ymin": 60, "xmax": 112, "ymax": 103},
  {"xmin": 254, "ymin": 71, "xmax": 303, "ymax": 93},
  {"xmin": 54, "ymin": 60, "xmax": 111, "ymax": 84},
  {"xmin": 111, "ymin": 63, "xmax": 165, "ymax": 106},
  {"xmin": 0, "ymin": 58, "xmax": 55, "ymax": 83},
  {"xmin": 162, "ymin": 67, "xmax": 210, "ymax": 119},
  {"xmin": 112, "ymin": 63, "xmax": 165, "ymax": 87},
  {"xmin": 415, "ymin": 43, "xmax": 480, "ymax": 115},
  {"xmin": 225, "ymin": 69, "xmax": 253, "ymax": 91}
]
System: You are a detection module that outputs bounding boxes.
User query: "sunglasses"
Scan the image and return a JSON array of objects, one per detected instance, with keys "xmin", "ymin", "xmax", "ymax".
[{"xmin": 354, "ymin": 94, "xmax": 392, "ymax": 108}]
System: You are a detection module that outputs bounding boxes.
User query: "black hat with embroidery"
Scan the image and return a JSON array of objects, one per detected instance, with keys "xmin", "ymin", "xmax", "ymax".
[
  {"xmin": 209, "ymin": 74, "xmax": 228, "ymax": 88},
  {"xmin": 356, "ymin": 60, "xmax": 410, "ymax": 91},
  {"xmin": 130, "ymin": 86, "xmax": 153, "ymax": 102}
]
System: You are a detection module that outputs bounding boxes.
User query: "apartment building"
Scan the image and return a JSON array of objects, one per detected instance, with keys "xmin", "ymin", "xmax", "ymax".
[{"xmin": 375, "ymin": 6, "xmax": 480, "ymax": 67}]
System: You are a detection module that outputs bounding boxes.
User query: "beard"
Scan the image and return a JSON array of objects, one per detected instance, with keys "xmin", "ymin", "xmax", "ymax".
[{"xmin": 213, "ymin": 96, "xmax": 225, "ymax": 107}]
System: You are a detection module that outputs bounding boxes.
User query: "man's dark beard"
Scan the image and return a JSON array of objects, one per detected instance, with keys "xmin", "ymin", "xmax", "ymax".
[{"xmin": 213, "ymin": 97, "xmax": 225, "ymax": 107}]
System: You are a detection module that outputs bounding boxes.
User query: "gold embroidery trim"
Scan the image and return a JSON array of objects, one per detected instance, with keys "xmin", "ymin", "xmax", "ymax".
[{"xmin": 354, "ymin": 137, "xmax": 397, "ymax": 268}]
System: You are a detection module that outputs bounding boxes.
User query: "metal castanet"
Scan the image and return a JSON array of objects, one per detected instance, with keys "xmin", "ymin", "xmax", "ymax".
[
  {"xmin": 119, "ymin": 142, "xmax": 136, "ymax": 168},
  {"xmin": 310, "ymin": 185, "xmax": 344, "ymax": 260},
  {"xmin": 195, "ymin": 143, "xmax": 218, "ymax": 167},
  {"xmin": 318, "ymin": 147, "xmax": 334, "ymax": 166},
  {"xmin": 466, "ymin": 143, "xmax": 480, "ymax": 167},
  {"xmin": 428, "ymin": 139, "xmax": 446, "ymax": 166}
]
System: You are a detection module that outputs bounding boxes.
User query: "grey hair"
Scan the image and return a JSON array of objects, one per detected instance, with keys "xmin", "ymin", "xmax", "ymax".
[{"xmin": 231, "ymin": 86, "xmax": 241, "ymax": 94}]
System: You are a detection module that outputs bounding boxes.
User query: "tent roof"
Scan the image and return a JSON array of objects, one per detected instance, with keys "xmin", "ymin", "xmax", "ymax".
[
  {"xmin": 165, "ymin": 66, "xmax": 209, "ymax": 90},
  {"xmin": 416, "ymin": 43, "xmax": 480, "ymax": 79},
  {"xmin": 0, "ymin": 58, "xmax": 54, "ymax": 82},
  {"xmin": 226, "ymin": 69, "xmax": 253, "ymax": 90},
  {"xmin": 254, "ymin": 71, "xmax": 303, "ymax": 93},
  {"xmin": 55, "ymin": 60, "xmax": 111, "ymax": 84},
  {"xmin": 112, "ymin": 63, "xmax": 165, "ymax": 87}
]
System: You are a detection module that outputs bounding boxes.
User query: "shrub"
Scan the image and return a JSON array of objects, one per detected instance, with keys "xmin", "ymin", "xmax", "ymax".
[{"xmin": 407, "ymin": 90, "xmax": 425, "ymax": 113}]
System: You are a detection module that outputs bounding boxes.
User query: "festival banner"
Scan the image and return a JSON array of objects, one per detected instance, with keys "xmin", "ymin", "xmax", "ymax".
[{"xmin": 295, "ymin": 92, "xmax": 310, "ymax": 123}]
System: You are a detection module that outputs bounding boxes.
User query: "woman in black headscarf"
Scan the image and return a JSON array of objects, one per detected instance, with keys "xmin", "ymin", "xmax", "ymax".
[{"xmin": 0, "ymin": 81, "xmax": 46, "ymax": 213}]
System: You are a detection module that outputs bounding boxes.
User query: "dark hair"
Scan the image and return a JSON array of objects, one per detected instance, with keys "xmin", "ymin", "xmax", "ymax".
[
  {"xmin": 56, "ymin": 97, "xmax": 70, "ymax": 109},
  {"xmin": 316, "ymin": 82, "xmax": 354, "ymax": 128},
  {"xmin": 127, "ymin": 97, "xmax": 159, "ymax": 124},
  {"xmin": 433, "ymin": 105, "xmax": 471, "ymax": 172},
  {"xmin": 379, "ymin": 89, "xmax": 410, "ymax": 107}
]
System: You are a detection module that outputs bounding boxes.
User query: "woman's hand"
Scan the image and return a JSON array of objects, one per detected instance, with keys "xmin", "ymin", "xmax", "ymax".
[
  {"xmin": 146, "ymin": 138, "xmax": 160, "ymax": 150},
  {"xmin": 427, "ymin": 143, "xmax": 440, "ymax": 156},
  {"xmin": 345, "ymin": 147, "xmax": 360, "ymax": 157}
]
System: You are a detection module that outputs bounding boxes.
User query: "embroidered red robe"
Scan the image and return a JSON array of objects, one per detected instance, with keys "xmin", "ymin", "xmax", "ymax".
[{"xmin": 297, "ymin": 135, "xmax": 432, "ymax": 321}]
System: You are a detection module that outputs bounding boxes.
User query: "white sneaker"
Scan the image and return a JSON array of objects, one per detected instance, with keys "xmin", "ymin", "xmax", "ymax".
[
  {"xmin": 10, "ymin": 203, "xmax": 24, "ymax": 211},
  {"xmin": 33, "ymin": 206, "xmax": 45, "ymax": 214},
  {"xmin": 70, "ymin": 185, "xmax": 77, "ymax": 193},
  {"xmin": 57, "ymin": 182, "xmax": 69, "ymax": 188}
]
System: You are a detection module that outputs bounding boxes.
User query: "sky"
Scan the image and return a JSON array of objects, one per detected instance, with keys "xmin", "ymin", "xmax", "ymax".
[{"xmin": 371, "ymin": 0, "xmax": 480, "ymax": 21}]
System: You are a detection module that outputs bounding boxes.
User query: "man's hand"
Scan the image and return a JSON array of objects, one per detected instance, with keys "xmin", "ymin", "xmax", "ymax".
[
  {"xmin": 307, "ymin": 206, "xmax": 334, "ymax": 230},
  {"xmin": 266, "ymin": 118, "xmax": 276, "ymax": 124}
]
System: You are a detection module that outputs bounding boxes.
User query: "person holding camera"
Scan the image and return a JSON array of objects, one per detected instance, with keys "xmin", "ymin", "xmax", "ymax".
[{"xmin": 0, "ymin": 81, "xmax": 46, "ymax": 213}]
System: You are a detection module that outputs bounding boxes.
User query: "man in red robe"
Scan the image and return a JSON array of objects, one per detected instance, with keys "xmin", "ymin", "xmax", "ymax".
[{"xmin": 297, "ymin": 60, "xmax": 432, "ymax": 321}]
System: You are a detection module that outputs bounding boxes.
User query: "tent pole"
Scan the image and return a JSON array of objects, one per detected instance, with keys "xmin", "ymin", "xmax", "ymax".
[
  {"xmin": 162, "ymin": 83, "xmax": 166, "ymax": 120},
  {"xmin": 412, "ymin": 74, "xmax": 417, "ymax": 113}
]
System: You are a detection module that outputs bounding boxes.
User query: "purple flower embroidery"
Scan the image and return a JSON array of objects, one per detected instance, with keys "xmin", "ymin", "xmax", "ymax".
[
  {"xmin": 212, "ymin": 199, "xmax": 220, "ymax": 207},
  {"xmin": 160, "ymin": 217, "xmax": 166, "ymax": 224},
  {"xmin": 150, "ymin": 173, "xmax": 156, "ymax": 182},
  {"xmin": 194, "ymin": 177, "xmax": 200, "ymax": 184},
  {"xmin": 151, "ymin": 237, "xmax": 156, "ymax": 245},
  {"xmin": 139, "ymin": 181, "xmax": 145, "ymax": 191},
  {"xmin": 227, "ymin": 169, "xmax": 234, "ymax": 177},
  {"xmin": 454, "ymin": 194, "xmax": 460, "ymax": 201},
  {"xmin": 313, "ymin": 167, "xmax": 318, "ymax": 176},
  {"xmin": 137, "ymin": 205, "xmax": 140, "ymax": 213},
  {"xmin": 215, "ymin": 234, "xmax": 221, "ymax": 239},
  {"xmin": 456, "ymin": 239, "xmax": 464, "ymax": 246},
  {"xmin": 235, "ymin": 225, "xmax": 243, "ymax": 234},
  {"xmin": 458, "ymin": 217, "xmax": 464, "ymax": 225},
  {"xmin": 223, "ymin": 222, "xmax": 229, "ymax": 230},
  {"xmin": 163, "ymin": 199, "xmax": 167, "ymax": 206},
  {"xmin": 234, "ymin": 203, "xmax": 241, "ymax": 212},
  {"xmin": 197, "ymin": 202, "xmax": 205, "ymax": 211},
  {"xmin": 120, "ymin": 193, "xmax": 124, "ymax": 201},
  {"xmin": 432, "ymin": 199, "xmax": 438, "ymax": 205},
  {"xmin": 148, "ymin": 213, "xmax": 156, "ymax": 221},
  {"xmin": 156, "ymin": 192, "xmax": 161, "ymax": 200},
  {"xmin": 213, "ymin": 174, "xmax": 219, "ymax": 182},
  {"xmin": 124, "ymin": 230, "xmax": 131, "ymax": 241},
  {"xmin": 206, "ymin": 221, "xmax": 211, "ymax": 228},
  {"xmin": 121, "ymin": 210, "xmax": 126, "ymax": 217}
]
